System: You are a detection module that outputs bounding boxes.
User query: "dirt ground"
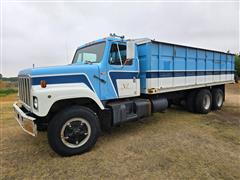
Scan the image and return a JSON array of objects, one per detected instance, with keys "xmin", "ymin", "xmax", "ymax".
[{"xmin": 1, "ymin": 84, "xmax": 240, "ymax": 180}]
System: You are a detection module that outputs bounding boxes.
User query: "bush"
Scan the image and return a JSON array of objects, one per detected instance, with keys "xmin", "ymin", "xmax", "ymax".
[
  {"xmin": 235, "ymin": 55, "xmax": 240, "ymax": 76},
  {"xmin": 0, "ymin": 88, "xmax": 18, "ymax": 97}
]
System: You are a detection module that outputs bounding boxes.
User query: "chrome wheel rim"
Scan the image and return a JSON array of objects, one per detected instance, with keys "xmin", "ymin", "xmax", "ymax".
[
  {"xmin": 203, "ymin": 94, "xmax": 211, "ymax": 110},
  {"xmin": 216, "ymin": 94, "xmax": 223, "ymax": 107},
  {"xmin": 60, "ymin": 118, "xmax": 91, "ymax": 148}
]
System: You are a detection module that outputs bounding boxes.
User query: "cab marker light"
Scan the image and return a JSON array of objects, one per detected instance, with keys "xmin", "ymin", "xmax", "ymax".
[{"xmin": 40, "ymin": 80, "xmax": 47, "ymax": 88}]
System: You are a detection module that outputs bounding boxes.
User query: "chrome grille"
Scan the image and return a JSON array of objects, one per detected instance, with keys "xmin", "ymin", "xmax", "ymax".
[{"xmin": 18, "ymin": 76, "xmax": 31, "ymax": 106}]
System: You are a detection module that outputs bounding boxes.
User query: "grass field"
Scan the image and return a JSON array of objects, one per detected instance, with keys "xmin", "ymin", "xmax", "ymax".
[
  {"xmin": 0, "ymin": 89, "xmax": 18, "ymax": 97},
  {"xmin": 0, "ymin": 81, "xmax": 18, "ymax": 97},
  {"xmin": 1, "ymin": 84, "xmax": 240, "ymax": 179}
]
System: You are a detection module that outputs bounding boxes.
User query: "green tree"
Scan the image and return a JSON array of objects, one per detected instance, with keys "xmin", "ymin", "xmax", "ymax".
[{"xmin": 235, "ymin": 55, "xmax": 240, "ymax": 76}]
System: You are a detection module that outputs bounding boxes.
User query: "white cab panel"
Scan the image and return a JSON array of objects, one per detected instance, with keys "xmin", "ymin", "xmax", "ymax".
[{"xmin": 116, "ymin": 79, "xmax": 140, "ymax": 98}]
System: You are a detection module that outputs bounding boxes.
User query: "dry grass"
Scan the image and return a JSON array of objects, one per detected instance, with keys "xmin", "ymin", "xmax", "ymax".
[{"xmin": 1, "ymin": 84, "xmax": 240, "ymax": 179}]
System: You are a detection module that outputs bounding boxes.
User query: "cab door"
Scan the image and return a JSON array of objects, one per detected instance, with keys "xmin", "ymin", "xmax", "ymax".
[{"xmin": 106, "ymin": 42, "xmax": 140, "ymax": 99}]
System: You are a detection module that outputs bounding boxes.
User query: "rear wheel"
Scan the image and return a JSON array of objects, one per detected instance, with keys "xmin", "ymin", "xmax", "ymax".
[
  {"xmin": 195, "ymin": 89, "xmax": 212, "ymax": 114},
  {"xmin": 212, "ymin": 88, "xmax": 224, "ymax": 110},
  {"xmin": 48, "ymin": 106, "xmax": 100, "ymax": 156}
]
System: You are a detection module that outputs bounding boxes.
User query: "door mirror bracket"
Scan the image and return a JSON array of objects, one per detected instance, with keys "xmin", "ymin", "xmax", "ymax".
[{"xmin": 126, "ymin": 41, "xmax": 135, "ymax": 60}]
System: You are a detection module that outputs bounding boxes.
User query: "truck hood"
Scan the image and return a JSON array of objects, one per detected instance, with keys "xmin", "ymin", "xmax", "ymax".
[
  {"xmin": 19, "ymin": 64, "xmax": 100, "ymax": 92},
  {"xmin": 18, "ymin": 64, "xmax": 99, "ymax": 77}
]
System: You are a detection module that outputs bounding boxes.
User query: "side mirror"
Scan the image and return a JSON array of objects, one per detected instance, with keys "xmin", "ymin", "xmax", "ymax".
[{"xmin": 126, "ymin": 41, "xmax": 135, "ymax": 60}]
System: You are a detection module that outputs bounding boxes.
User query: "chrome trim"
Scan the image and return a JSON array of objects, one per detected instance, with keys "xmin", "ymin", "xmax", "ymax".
[
  {"xmin": 13, "ymin": 102, "xmax": 37, "ymax": 137},
  {"xmin": 19, "ymin": 100, "xmax": 31, "ymax": 111},
  {"xmin": 18, "ymin": 75, "xmax": 32, "ymax": 108},
  {"xmin": 60, "ymin": 118, "xmax": 91, "ymax": 148}
]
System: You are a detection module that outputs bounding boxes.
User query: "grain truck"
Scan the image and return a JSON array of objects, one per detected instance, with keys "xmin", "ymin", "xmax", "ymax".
[{"xmin": 13, "ymin": 34, "xmax": 235, "ymax": 156}]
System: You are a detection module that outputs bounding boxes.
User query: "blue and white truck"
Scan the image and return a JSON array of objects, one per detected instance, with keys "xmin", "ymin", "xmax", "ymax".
[{"xmin": 13, "ymin": 34, "xmax": 235, "ymax": 156}]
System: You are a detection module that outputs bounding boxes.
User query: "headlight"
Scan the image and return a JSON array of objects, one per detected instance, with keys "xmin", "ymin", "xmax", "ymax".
[{"xmin": 33, "ymin": 96, "xmax": 38, "ymax": 109}]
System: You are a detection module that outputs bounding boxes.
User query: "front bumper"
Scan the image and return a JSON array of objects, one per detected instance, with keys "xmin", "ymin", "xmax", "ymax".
[{"xmin": 13, "ymin": 102, "xmax": 37, "ymax": 136}]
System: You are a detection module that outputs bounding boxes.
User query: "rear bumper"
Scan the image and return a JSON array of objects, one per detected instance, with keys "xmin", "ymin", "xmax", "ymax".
[{"xmin": 13, "ymin": 102, "xmax": 37, "ymax": 137}]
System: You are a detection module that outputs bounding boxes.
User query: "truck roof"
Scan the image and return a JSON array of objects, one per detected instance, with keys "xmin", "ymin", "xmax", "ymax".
[{"xmin": 77, "ymin": 37, "xmax": 126, "ymax": 50}]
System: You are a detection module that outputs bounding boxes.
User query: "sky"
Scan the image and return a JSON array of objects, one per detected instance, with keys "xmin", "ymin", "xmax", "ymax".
[{"xmin": 1, "ymin": 1, "xmax": 239, "ymax": 77}]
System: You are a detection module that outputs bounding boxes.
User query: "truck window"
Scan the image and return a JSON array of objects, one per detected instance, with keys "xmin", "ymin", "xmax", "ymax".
[
  {"xmin": 72, "ymin": 42, "xmax": 105, "ymax": 64},
  {"xmin": 109, "ymin": 44, "xmax": 132, "ymax": 65}
]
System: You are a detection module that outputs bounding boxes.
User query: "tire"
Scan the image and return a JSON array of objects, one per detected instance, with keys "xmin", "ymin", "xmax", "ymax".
[
  {"xmin": 47, "ymin": 106, "xmax": 100, "ymax": 156},
  {"xmin": 195, "ymin": 89, "xmax": 212, "ymax": 114},
  {"xmin": 36, "ymin": 117, "xmax": 49, "ymax": 132},
  {"xmin": 212, "ymin": 88, "xmax": 224, "ymax": 110},
  {"xmin": 37, "ymin": 123, "xmax": 48, "ymax": 131},
  {"xmin": 172, "ymin": 99, "xmax": 181, "ymax": 106},
  {"xmin": 186, "ymin": 90, "xmax": 197, "ymax": 113},
  {"xmin": 168, "ymin": 99, "xmax": 172, "ymax": 108}
]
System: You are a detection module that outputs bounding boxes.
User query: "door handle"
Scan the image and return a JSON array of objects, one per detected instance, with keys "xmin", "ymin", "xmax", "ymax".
[
  {"xmin": 94, "ymin": 75, "xmax": 106, "ymax": 83},
  {"xmin": 133, "ymin": 76, "xmax": 136, "ymax": 83}
]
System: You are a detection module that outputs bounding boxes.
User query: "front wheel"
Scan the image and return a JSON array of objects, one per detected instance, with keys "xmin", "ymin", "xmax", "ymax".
[{"xmin": 48, "ymin": 106, "xmax": 100, "ymax": 156}]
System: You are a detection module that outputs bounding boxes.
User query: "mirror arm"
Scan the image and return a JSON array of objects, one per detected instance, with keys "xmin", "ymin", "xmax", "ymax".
[
  {"xmin": 121, "ymin": 58, "xmax": 133, "ymax": 69},
  {"xmin": 116, "ymin": 43, "xmax": 123, "ymax": 67}
]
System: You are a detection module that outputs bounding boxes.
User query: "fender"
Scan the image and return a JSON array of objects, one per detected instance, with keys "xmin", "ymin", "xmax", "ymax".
[{"xmin": 31, "ymin": 83, "xmax": 105, "ymax": 117}]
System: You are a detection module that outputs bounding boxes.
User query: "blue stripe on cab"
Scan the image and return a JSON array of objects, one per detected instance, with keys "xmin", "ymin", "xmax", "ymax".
[
  {"xmin": 32, "ymin": 74, "xmax": 94, "ymax": 91},
  {"xmin": 109, "ymin": 72, "xmax": 139, "ymax": 96}
]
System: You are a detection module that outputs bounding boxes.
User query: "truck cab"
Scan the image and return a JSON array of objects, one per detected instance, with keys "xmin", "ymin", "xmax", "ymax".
[
  {"xmin": 14, "ymin": 35, "xmax": 149, "ymax": 156},
  {"xmin": 71, "ymin": 37, "xmax": 140, "ymax": 100}
]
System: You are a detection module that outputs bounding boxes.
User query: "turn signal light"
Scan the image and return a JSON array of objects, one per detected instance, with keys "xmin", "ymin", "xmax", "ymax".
[{"xmin": 40, "ymin": 80, "xmax": 47, "ymax": 88}]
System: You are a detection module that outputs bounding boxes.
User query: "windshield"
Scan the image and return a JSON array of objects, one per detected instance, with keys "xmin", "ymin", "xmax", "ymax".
[{"xmin": 72, "ymin": 42, "xmax": 106, "ymax": 64}]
